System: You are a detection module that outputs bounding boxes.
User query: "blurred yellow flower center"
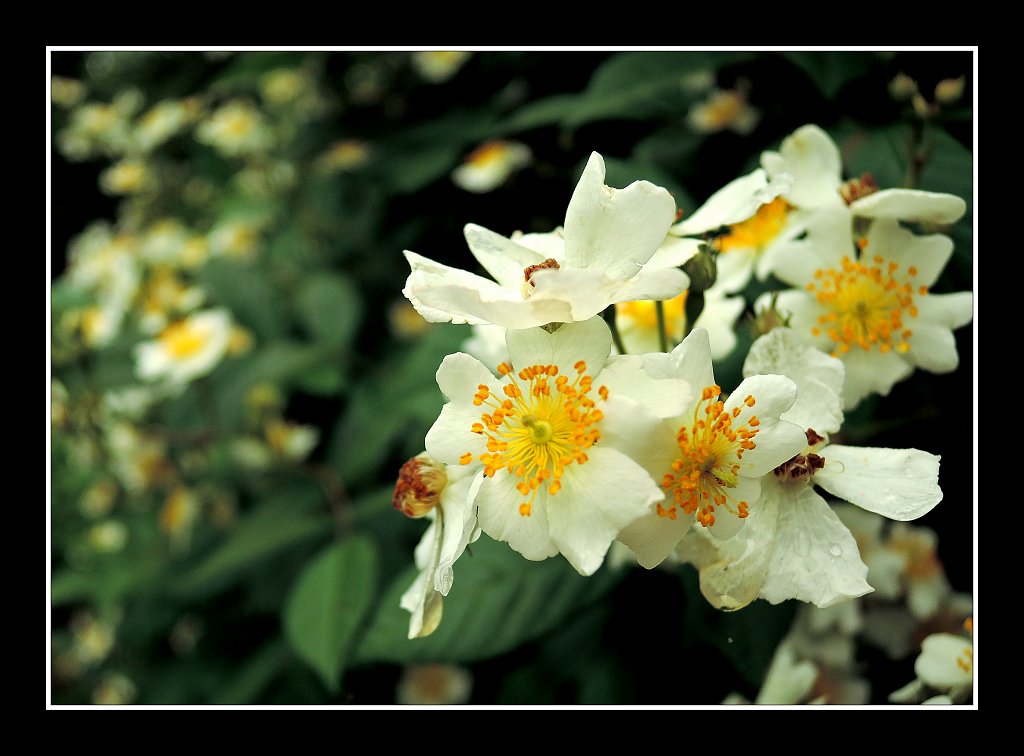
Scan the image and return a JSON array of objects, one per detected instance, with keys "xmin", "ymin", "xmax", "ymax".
[
  {"xmin": 807, "ymin": 252, "xmax": 923, "ymax": 357},
  {"xmin": 461, "ymin": 361, "xmax": 606, "ymax": 517},
  {"xmin": 660, "ymin": 385, "xmax": 759, "ymax": 528},
  {"xmin": 466, "ymin": 140, "xmax": 511, "ymax": 167},
  {"xmin": 617, "ymin": 291, "xmax": 687, "ymax": 332},
  {"xmin": 703, "ymin": 91, "xmax": 745, "ymax": 128},
  {"xmin": 718, "ymin": 196, "xmax": 791, "ymax": 252},
  {"xmin": 160, "ymin": 320, "xmax": 209, "ymax": 359},
  {"xmin": 225, "ymin": 110, "xmax": 256, "ymax": 137}
]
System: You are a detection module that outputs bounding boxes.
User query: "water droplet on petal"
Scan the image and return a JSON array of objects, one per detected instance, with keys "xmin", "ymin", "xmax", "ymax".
[{"xmin": 829, "ymin": 543, "xmax": 843, "ymax": 559}]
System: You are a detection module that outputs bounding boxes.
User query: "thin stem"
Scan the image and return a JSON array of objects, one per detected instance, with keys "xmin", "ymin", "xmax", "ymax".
[
  {"xmin": 602, "ymin": 305, "xmax": 627, "ymax": 355},
  {"xmin": 655, "ymin": 300, "xmax": 668, "ymax": 353},
  {"xmin": 684, "ymin": 291, "xmax": 705, "ymax": 340}
]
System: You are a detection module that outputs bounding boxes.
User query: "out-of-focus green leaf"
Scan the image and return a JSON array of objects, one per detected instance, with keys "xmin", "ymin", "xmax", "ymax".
[
  {"xmin": 207, "ymin": 51, "xmax": 309, "ymax": 94},
  {"xmin": 212, "ymin": 640, "xmax": 290, "ymax": 704},
  {"xmin": 198, "ymin": 259, "xmax": 290, "ymax": 341},
  {"xmin": 377, "ymin": 143, "xmax": 463, "ymax": 195},
  {"xmin": 173, "ymin": 505, "xmax": 332, "ymax": 597},
  {"xmin": 51, "ymin": 556, "xmax": 166, "ymax": 609},
  {"xmin": 499, "ymin": 94, "xmax": 579, "ymax": 133},
  {"xmin": 284, "ymin": 536, "xmax": 378, "ymax": 693},
  {"xmin": 918, "ymin": 128, "xmax": 974, "ymax": 282},
  {"xmin": 213, "ymin": 341, "xmax": 339, "ymax": 429},
  {"xmin": 296, "ymin": 364, "xmax": 347, "ymax": 396},
  {"xmin": 328, "ymin": 325, "xmax": 468, "ymax": 486},
  {"xmin": 295, "ymin": 273, "xmax": 362, "ymax": 349},
  {"xmin": 353, "ymin": 536, "xmax": 621, "ymax": 665},
  {"xmin": 783, "ymin": 52, "xmax": 875, "ymax": 99},
  {"xmin": 679, "ymin": 566, "xmax": 796, "ymax": 688},
  {"xmin": 50, "ymin": 282, "xmax": 93, "ymax": 313},
  {"xmin": 836, "ymin": 122, "xmax": 907, "ymax": 192}
]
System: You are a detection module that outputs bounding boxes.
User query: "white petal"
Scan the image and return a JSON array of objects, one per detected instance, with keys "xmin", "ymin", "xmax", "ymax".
[
  {"xmin": 512, "ymin": 230, "xmax": 566, "ymax": 259},
  {"xmin": 922, "ymin": 694, "xmax": 955, "ymax": 705},
  {"xmin": 850, "ymin": 189, "xmax": 967, "ymax": 225},
  {"xmin": 743, "ymin": 328, "xmax": 845, "ymax": 434},
  {"xmin": 888, "ymin": 678, "xmax": 928, "ymax": 704},
  {"xmin": 403, "ymin": 250, "xmax": 573, "ymax": 327},
  {"xmin": 599, "ymin": 397, "xmax": 679, "ymax": 483},
  {"xmin": 755, "ymin": 291, "xmax": 832, "ymax": 352},
  {"xmin": 914, "ymin": 292, "xmax": 974, "ymax": 330},
  {"xmin": 435, "ymin": 351, "xmax": 500, "ymax": 402},
  {"xmin": 610, "ymin": 267, "xmax": 690, "ymax": 303},
  {"xmin": 696, "ymin": 290, "xmax": 745, "ymax": 361},
  {"xmin": 617, "ymin": 507, "xmax": 692, "ymax": 570},
  {"xmin": 563, "ymin": 152, "xmax": 677, "ymax": 280},
  {"xmin": 864, "ymin": 219, "xmax": 954, "ymax": 287},
  {"xmin": 904, "ymin": 323, "xmax": 960, "ymax": 373},
  {"xmin": 814, "ymin": 445, "xmax": 942, "ymax": 521},
  {"xmin": 864, "ymin": 548, "xmax": 907, "ymax": 600},
  {"xmin": 713, "ymin": 246, "xmax": 757, "ymax": 293},
  {"xmin": 475, "ymin": 474, "xmax": 559, "ymax": 561},
  {"xmin": 646, "ymin": 235, "xmax": 701, "ymax": 270},
  {"xmin": 839, "ymin": 348, "xmax": 914, "ymax": 410},
  {"xmin": 642, "ymin": 327, "xmax": 715, "ymax": 394},
  {"xmin": 707, "ymin": 475, "xmax": 760, "ymax": 540},
  {"xmin": 686, "ymin": 481, "xmax": 779, "ymax": 610},
  {"xmin": 724, "ymin": 374, "xmax": 806, "ymax": 477},
  {"xmin": 755, "ymin": 641, "xmax": 819, "ymax": 705},
  {"xmin": 461, "ymin": 324, "xmax": 510, "ymax": 370},
  {"xmin": 400, "ymin": 566, "xmax": 444, "ymax": 639},
  {"xmin": 907, "ymin": 573, "xmax": 950, "ymax": 621},
  {"xmin": 672, "ymin": 168, "xmax": 790, "ymax": 236},
  {"xmin": 505, "ymin": 316, "xmax": 611, "ymax": 379},
  {"xmin": 598, "ymin": 357, "xmax": 692, "ymax": 419},
  {"xmin": 425, "ymin": 401, "xmax": 487, "ymax": 466},
  {"xmin": 433, "ymin": 469, "xmax": 484, "ymax": 596},
  {"xmin": 463, "ymin": 223, "xmax": 546, "ymax": 289},
  {"xmin": 759, "ymin": 482, "xmax": 873, "ymax": 608},
  {"xmin": 760, "ymin": 125, "xmax": 844, "ymax": 209},
  {"xmin": 548, "ymin": 446, "xmax": 665, "ymax": 575},
  {"xmin": 763, "ymin": 207, "xmax": 854, "ymax": 288},
  {"xmin": 915, "ymin": 634, "xmax": 973, "ymax": 689}
]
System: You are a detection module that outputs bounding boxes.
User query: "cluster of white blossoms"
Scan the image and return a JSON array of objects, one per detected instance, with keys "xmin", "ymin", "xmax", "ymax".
[{"xmin": 393, "ymin": 130, "xmax": 973, "ymax": 670}]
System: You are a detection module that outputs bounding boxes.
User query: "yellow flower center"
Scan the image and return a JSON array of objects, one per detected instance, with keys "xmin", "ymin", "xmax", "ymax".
[
  {"xmin": 718, "ymin": 196, "xmax": 791, "ymax": 252},
  {"xmin": 659, "ymin": 385, "xmax": 759, "ymax": 528},
  {"xmin": 465, "ymin": 140, "xmax": 511, "ymax": 168},
  {"xmin": 460, "ymin": 360, "xmax": 605, "ymax": 517},
  {"xmin": 159, "ymin": 320, "xmax": 209, "ymax": 359},
  {"xmin": 617, "ymin": 291, "xmax": 687, "ymax": 333},
  {"xmin": 702, "ymin": 91, "xmax": 745, "ymax": 128},
  {"xmin": 806, "ymin": 249, "xmax": 924, "ymax": 357},
  {"xmin": 224, "ymin": 110, "xmax": 256, "ymax": 137}
]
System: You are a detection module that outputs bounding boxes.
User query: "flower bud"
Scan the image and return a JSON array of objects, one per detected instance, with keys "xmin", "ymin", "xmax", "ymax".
[
  {"xmin": 393, "ymin": 453, "xmax": 448, "ymax": 518},
  {"xmin": 934, "ymin": 76, "xmax": 966, "ymax": 105},
  {"xmin": 681, "ymin": 243, "xmax": 717, "ymax": 294},
  {"xmin": 889, "ymin": 72, "xmax": 918, "ymax": 101}
]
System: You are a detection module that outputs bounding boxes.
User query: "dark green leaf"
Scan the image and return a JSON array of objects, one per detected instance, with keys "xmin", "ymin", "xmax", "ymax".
[
  {"xmin": 198, "ymin": 259, "xmax": 289, "ymax": 341},
  {"xmin": 354, "ymin": 536, "xmax": 620, "ymax": 665},
  {"xmin": 283, "ymin": 536, "xmax": 378, "ymax": 692},
  {"xmin": 173, "ymin": 505, "xmax": 332, "ymax": 596},
  {"xmin": 212, "ymin": 640, "xmax": 290, "ymax": 704},
  {"xmin": 783, "ymin": 52, "xmax": 875, "ymax": 99},
  {"xmin": 295, "ymin": 273, "xmax": 362, "ymax": 348}
]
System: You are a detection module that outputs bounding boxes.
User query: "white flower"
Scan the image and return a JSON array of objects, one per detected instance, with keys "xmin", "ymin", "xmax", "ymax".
[
  {"xmin": 396, "ymin": 455, "xmax": 482, "ymax": 638},
  {"xmin": 424, "ymin": 317, "xmax": 692, "ymax": 575},
  {"xmin": 133, "ymin": 97, "xmax": 201, "ymax": 152},
  {"xmin": 890, "ymin": 621, "xmax": 974, "ymax": 704},
  {"xmin": 452, "ymin": 140, "xmax": 531, "ymax": 193},
  {"xmin": 677, "ymin": 328, "xmax": 943, "ymax": 610},
  {"xmin": 195, "ymin": 100, "xmax": 272, "ymax": 157},
  {"xmin": 616, "ymin": 328, "xmax": 807, "ymax": 568},
  {"xmin": 403, "ymin": 152, "xmax": 688, "ymax": 329},
  {"xmin": 761, "ymin": 208, "xmax": 973, "ymax": 408},
  {"xmin": 647, "ymin": 167, "xmax": 793, "ymax": 294},
  {"xmin": 135, "ymin": 309, "xmax": 232, "ymax": 385},
  {"xmin": 760, "ymin": 124, "xmax": 966, "ymax": 225},
  {"xmin": 687, "ymin": 88, "xmax": 760, "ymax": 135}
]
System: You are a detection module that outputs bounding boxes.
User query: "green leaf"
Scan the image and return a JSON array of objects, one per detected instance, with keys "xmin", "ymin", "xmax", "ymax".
[
  {"xmin": 499, "ymin": 94, "xmax": 580, "ymax": 133},
  {"xmin": 212, "ymin": 640, "xmax": 290, "ymax": 704},
  {"xmin": 327, "ymin": 325, "xmax": 468, "ymax": 485},
  {"xmin": 283, "ymin": 536, "xmax": 378, "ymax": 692},
  {"xmin": 294, "ymin": 273, "xmax": 362, "ymax": 349},
  {"xmin": 198, "ymin": 259, "xmax": 289, "ymax": 341},
  {"xmin": 783, "ymin": 52, "xmax": 875, "ymax": 99},
  {"xmin": 354, "ymin": 536, "xmax": 620, "ymax": 665},
  {"xmin": 173, "ymin": 505, "xmax": 332, "ymax": 596},
  {"xmin": 679, "ymin": 565, "xmax": 796, "ymax": 688}
]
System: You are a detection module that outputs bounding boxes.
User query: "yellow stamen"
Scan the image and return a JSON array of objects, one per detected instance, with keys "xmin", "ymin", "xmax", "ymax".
[{"xmin": 717, "ymin": 197, "xmax": 791, "ymax": 253}]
